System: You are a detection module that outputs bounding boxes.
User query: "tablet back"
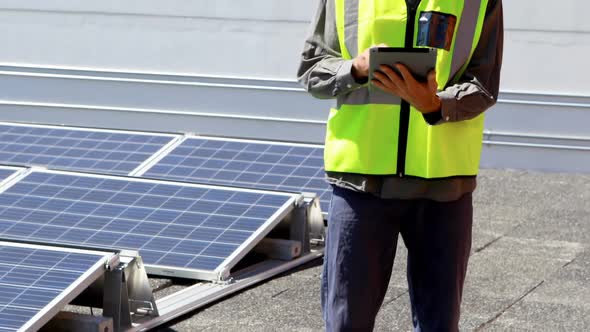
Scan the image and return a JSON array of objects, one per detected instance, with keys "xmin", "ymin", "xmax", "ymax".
[{"xmin": 368, "ymin": 47, "xmax": 437, "ymax": 105}]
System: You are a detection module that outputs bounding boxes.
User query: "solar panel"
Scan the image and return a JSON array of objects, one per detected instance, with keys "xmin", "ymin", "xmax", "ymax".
[
  {"xmin": 0, "ymin": 167, "xmax": 18, "ymax": 183},
  {"xmin": 0, "ymin": 170, "xmax": 299, "ymax": 281},
  {"xmin": 0, "ymin": 123, "xmax": 177, "ymax": 175},
  {"xmin": 141, "ymin": 137, "xmax": 331, "ymax": 213},
  {"xmin": 0, "ymin": 241, "xmax": 113, "ymax": 332}
]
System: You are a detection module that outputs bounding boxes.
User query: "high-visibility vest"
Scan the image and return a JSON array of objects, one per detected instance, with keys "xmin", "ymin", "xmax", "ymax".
[{"xmin": 325, "ymin": 0, "xmax": 489, "ymax": 178}]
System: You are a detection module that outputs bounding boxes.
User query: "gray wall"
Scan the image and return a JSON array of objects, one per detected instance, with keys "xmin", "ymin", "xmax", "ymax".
[
  {"xmin": 0, "ymin": 0, "xmax": 588, "ymax": 172},
  {"xmin": 0, "ymin": 0, "xmax": 311, "ymax": 78},
  {"xmin": 503, "ymin": 1, "xmax": 590, "ymax": 95}
]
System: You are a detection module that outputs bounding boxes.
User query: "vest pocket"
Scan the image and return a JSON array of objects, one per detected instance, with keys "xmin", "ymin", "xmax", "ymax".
[
  {"xmin": 417, "ymin": 11, "xmax": 457, "ymax": 51},
  {"xmin": 324, "ymin": 105, "xmax": 400, "ymax": 175},
  {"xmin": 405, "ymin": 110, "xmax": 484, "ymax": 178}
]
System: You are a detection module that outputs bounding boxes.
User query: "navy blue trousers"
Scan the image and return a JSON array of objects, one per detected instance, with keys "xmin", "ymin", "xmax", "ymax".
[{"xmin": 322, "ymin": 186, "xmax": 473, "ymax": 332}]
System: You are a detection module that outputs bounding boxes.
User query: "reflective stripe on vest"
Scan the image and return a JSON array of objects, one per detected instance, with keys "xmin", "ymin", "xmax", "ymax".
[{"xmin": 326, "ymin": 0, "xmax": 489, "ymax": 178}]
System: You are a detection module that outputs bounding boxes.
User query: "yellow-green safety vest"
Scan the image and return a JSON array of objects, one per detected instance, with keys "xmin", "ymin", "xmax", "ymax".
[{"xmin": 325, "ymin": 0, "xmax": 489, "ymax": 178}]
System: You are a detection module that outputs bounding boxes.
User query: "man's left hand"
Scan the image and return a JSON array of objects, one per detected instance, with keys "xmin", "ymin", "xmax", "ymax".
[{"xmin": 372, "ymin": 64, "xmax": 441, "ymax": 114}]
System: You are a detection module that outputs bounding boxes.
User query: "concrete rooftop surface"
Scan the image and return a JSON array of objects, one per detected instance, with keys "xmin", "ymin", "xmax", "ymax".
[{"xmin": 154, "ymin": 169, "xmax": 590, "ymax": 331}]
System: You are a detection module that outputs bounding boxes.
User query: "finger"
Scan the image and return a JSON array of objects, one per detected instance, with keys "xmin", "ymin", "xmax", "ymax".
[
  {"xmin": 371, "ymin": 79, "xmax": 387, "ymax": 91},
  {"xmin": 373, "ymin": 74, "xmax": 407, "ymax": 99},
  {"xmin": 372, "ymin": 79, "xmax": 390, "ymax": 92},
  {"xmin": 427, "ymin": 70, "xmax": 438, "ymax": 93},
  {"xmin": 378, "ymin": 65, "xmax": 407, "ymax": 95},
  {"xmin": 395, "ymin": 64, "xmax": 416, "ymax": 84},
  {"xmin": 372, "ymin": 79, "xmax": 401, "ymax": 96},
  {"xmin": 373, "ymin": 72, "xmax": 400, "ymax": 92},
  {"xmin": 379, "ymin": 65, "xmax": 403, "ymax": 84}
]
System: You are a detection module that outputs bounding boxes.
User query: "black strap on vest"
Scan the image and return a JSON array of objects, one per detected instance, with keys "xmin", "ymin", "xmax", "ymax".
[{"xmin": 397, "ymin": 0, "xmax": 421, "ymax": 176}]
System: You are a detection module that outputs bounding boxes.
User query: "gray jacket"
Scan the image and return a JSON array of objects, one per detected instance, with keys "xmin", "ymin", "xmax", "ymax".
[{"xmin": 297, "ymin": 0, "xmax": 503, "ymax": 201}]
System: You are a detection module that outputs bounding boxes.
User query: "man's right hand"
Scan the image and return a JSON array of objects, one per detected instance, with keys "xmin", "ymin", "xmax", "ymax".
[{"xmin": 351, "ymin": 44, "xmax": 387, "ymax": 82}]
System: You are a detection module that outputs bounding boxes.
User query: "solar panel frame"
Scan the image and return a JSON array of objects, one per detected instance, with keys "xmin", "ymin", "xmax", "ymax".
[
  {"xmin": 0, "ymin": 240, "xmax": 117, "ymax": 332},
  {"xmin": 128, "ymin": 135, "xmax": 188, "ymax": 177},
  {"xmin": 0, "ymin": 166, "xmax": 23, "ymax": 185},
  {"xmin": 0, "ymin": 122, "xmax": 180, "ymax": 176},
  {"xmin": 137, "ymin": 135, "xmax": 331, "ymax": 215},
  {"xmin": 0, "ymin": 169, "xmax": 302, "ymax": 281}
]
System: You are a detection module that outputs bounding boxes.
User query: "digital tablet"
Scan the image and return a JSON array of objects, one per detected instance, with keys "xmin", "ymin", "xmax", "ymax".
[{"xmin": 369, "ymin": 47, "xmax": 437, "ymax": 105}]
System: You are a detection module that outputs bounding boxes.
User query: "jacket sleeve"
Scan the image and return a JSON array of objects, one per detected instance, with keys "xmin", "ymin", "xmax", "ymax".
[
  {"xmin": 296, "ymin": 0, "xmax": 364, "ymax": 99},
  {"xmin": 424, "ymin": 0, "xmax": 504, "ymax": 125}
]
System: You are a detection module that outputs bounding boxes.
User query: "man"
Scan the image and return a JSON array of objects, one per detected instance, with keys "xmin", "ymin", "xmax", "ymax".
[{"xmin": 297, "ymin": 0, "xmax": 503, "ymax": 331}]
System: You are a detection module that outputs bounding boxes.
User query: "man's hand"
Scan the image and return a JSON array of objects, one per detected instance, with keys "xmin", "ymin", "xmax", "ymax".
[
  {"xmin": 372, "ymin": 64, "xmax": 441, "ymax": 114},
  {"xmin": 352, "ymin": 44, "xmax": 387, "ymax": 81}
]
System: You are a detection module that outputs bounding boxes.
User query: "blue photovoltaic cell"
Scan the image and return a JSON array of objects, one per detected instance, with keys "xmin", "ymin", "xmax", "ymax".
[
  {"xmin": 0, "ymin": 124, "xmax": 175, "ymax": 175},
  {"xmin": 0, "ymin": 243, "xmax": 106, "ymax": 332},
  {"xmin": 143, "ymin": 138, "xmax": 332, "ymax": 213},
  {"xmin": 0, "ymin": 168, "xmax": 16, "ymax": 182},
  {"xmin": 0, "ymin": 171, "xmax": 294, "ymax": 274}
]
